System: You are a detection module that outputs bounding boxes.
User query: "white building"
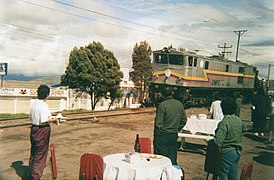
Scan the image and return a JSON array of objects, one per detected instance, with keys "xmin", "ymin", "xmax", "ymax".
[{"xmin": 0, "ymin": 68, "xmax": 138, "ymax": 114}]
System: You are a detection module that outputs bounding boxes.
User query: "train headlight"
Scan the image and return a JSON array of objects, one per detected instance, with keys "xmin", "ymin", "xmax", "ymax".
[{"xmin": 165, "ymin": 69, "xmax": 171, "ymax": 77}]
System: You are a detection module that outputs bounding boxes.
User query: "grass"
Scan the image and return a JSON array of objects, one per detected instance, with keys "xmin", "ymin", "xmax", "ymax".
[{"xmin": 0, "ymin": 113, "xmax": 28, "ymax": 119}]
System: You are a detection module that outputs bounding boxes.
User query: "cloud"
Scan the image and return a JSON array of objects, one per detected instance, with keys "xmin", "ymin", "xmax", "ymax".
[
  {"xmin": 244, "ymin": 40, "xmax": 274, "ymax": 47},
  {"xmin": 0, "ymin": 0, "xmax": 273, "ymax": 80}
]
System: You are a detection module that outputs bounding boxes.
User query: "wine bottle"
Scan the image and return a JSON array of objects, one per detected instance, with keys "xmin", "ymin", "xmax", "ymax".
[{"xmin": 134, "ymin": 134, "xmax": 141, "ymax": 152}]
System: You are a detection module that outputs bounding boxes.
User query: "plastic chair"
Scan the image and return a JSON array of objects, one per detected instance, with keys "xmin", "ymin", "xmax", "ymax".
[
  {"xmin": 180, "ymin": 167, "xmax": 185, "ymax": 180},
  {"xmin": 139, "ymin": 137, "xmax": 152, "ymax": 154},
  {"xmin": 240, "ymin": 162, "xmax": 253, "ymax": 180},
  {"xmin": 50, "ymin": 143, "xmax": 57, "ymax": 180},
  {"xmin": 79, "ymin": 153, "xmax": 104, "ymax": 180}
]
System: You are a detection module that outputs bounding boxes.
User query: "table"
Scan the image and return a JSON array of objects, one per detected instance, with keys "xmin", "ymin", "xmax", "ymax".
[
  {"xmin": 183, "ymin": 118, "xmax": 221, "ymax": 135},
  {"xmin": 178, "ymin": 118, "xmax": 221, "ymax": 145},
  {"xmin": 103, "ymin": 153, "xmax": 172, "ymax": 180}
]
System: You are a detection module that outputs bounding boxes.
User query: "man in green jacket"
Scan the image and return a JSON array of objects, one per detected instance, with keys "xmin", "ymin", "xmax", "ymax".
[{"xmin": 153, "ymin": 86, "xmax": 187, "ymax": 165}]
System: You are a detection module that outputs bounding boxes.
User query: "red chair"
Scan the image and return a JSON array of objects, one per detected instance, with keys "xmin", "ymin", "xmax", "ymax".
[
  {"xmin": 139, "ymin": 137, "xmax": 152, "ymax": 154},
  {"xmin": 79, "ymin": 153, "xmax": 104, "ymax": 180},
  {"xmin": 240, "ymin": 162, "xmax": 253, "ymax": 180},
  {"xmin": 50, "ymin": 143, "xmax": 57, "ymax": 180}
]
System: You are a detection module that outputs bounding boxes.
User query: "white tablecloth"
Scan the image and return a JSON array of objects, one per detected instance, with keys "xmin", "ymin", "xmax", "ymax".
[
  {"xmin": 103, "ymin": 153, "xmax": 172, "ymax": 180},
  {"xmin": 183, "ymin": 118, "xmax": 221, "ymax": 135}
]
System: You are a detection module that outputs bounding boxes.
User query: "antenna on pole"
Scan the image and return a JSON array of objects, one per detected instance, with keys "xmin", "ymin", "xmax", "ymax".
[{"xmin": 234, "ymin": 30, "xmax": 247, "ymax": 62}]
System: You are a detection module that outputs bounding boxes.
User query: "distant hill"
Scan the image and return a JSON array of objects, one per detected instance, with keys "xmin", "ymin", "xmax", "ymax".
[{"xmin": 2, "ymin": 74, "xmax": 61, "ymax": 88}]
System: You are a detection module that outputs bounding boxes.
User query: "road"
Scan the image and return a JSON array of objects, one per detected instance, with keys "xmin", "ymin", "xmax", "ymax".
[{"xmin": 0, "ymin": 105, "xmax": 274, "ymax": 179}]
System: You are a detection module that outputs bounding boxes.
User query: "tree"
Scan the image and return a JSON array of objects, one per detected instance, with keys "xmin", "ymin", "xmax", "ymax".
[
  {"xmin": 61, "ymin": 41, "xmax": 123, "ymax": 110},
  {"xmin": 108, "ymin": 86, "xmax": 123, "ymax": 110},
  {"xmin": 129, "ymin": 41, "xmax": 152, "ymax": 103}
]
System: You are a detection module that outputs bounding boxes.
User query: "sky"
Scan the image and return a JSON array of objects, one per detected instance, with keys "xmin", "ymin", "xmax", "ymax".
[{"xmin": 0, "ymin": 0, "xmax": 274, "ymax": 79}]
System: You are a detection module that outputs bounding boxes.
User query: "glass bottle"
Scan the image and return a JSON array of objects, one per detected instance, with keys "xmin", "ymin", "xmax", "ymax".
[{"xmin": 134, "ymin": 134, "xmax": 141, "ymax": 152}]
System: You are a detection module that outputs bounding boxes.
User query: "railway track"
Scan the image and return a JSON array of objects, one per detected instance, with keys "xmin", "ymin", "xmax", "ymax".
[{"xmin": 0, "ymin": 108, "xmax": 155, "ymax": 129}]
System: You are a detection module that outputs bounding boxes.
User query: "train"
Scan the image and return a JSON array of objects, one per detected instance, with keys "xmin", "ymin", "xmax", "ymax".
[{"xmin": 148, "ymin": 46, "xmax": 259, "ymax": 108}]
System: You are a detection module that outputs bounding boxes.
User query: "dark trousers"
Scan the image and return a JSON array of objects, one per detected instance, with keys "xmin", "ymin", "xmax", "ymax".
[
  {"xmin": 29, "ymin": 125, "xmax": 51, "ymax": 180},
  {"xmin": 153, "ymin": 133, "xmax": 178, "ymax": 165}
]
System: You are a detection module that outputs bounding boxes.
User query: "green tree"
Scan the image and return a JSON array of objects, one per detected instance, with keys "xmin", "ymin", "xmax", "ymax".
[
  {"xmin": 61, "ymin": 41, "xmax": 123, "ymax": 110},
  {"xmin": 108, "ymin": 87, "xmax": 123, "ymax": 110},
  {"xmin": 129, "ymin": 41, "xmax": 152, "ymax": 103}
]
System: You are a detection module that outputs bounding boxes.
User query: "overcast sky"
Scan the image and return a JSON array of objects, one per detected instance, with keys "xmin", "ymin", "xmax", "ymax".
[{"xmin": 1, "ymin": 0, "xmax": 273, "ymax": 79}]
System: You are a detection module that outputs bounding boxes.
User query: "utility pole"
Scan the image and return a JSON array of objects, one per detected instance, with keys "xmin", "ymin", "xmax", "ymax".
[
  {"xmin": 266, "ymin": 64, "xmax": 271, "ymax": 93},
  {"xmin": 234, "ymin": 29, "xmax": 247, "ymax": 62},
  {"xmin": 218, "ymin": 43, "xmax": 232, "ymax": 58}
]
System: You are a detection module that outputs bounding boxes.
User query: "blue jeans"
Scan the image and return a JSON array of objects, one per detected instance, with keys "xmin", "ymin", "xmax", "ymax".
[{"xmin": 219, "ymin": 149, "xmax": 241, "ymax": 180}]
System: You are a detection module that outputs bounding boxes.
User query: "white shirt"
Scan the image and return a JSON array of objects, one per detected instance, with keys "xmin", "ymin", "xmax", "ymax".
[
  {"xmin": 210, "ymin": 100, "xmax": 224, "ymax": 120},
  {"xmin": 29, "ymin": 99, "xmax": 52, "ymax": 125}
]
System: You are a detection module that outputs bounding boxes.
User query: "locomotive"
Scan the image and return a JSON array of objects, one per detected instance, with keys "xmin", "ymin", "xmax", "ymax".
[{"xmin": 149, "ymin": 46, "xmax": 258, "ymax": 108}]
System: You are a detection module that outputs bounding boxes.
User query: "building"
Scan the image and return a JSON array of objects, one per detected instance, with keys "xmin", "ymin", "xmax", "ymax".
[{"xmin": 0, "ymin": 68, "xmax": 138, "ymax": 114}]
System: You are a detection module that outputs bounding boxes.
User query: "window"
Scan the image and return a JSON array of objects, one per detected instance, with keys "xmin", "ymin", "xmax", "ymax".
[
  {"xmin": 169, "ymin": 54, "xmax": 183, "ymax": 65},
  {"xmin": 205, "ymin": 61, "xmax": 209, "ymax": 69},
  {"xmin": 225, "ymin": 65, "xmax": 229, "ymax": 72},
  {"xmin": 194, "ymin": 58, "xmax": 197, "ymax": 67},
  {"xmin": 155, "ymin": 54, "xmax": 168, "ymax": 64},
  {"xmin": 237, "ymin": 76, "xmax": 243, "ymax": 84},
  {"xmin": 188, "ymin": 56, "xmax": 193, "ymax": 66},
  {"xmin": 238, "ymin": 67, "xmax": 244, "ymax": 73}
]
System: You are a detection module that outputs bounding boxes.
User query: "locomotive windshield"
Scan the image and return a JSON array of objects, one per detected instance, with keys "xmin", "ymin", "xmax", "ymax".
[
  {"xmin": 169, "ymin": 54, "xmax": 184, "ymax": 65},
  {"xmin": 154, "ymin": 53, "xmax": 184, "ymax": 65},
  {"xmin": 155, "ymin": 54, "xmax": 168, "ymax": 64}
]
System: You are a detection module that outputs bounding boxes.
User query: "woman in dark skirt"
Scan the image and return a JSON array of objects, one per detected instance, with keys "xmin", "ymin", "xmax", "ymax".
[{"xmin": 252, "ymin": 88, "xmax": 269, "ymax": 136}]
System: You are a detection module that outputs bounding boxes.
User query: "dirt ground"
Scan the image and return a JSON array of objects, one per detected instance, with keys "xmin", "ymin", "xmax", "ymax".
[{"xmin": 0, "ymin": 105, "xmax": 274, "ymax": 180}]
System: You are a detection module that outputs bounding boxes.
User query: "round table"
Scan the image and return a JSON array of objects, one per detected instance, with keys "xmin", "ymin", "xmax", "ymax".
[{"xmin": 103, "ymin": 153, "xmax": 172, "ymax": 180}]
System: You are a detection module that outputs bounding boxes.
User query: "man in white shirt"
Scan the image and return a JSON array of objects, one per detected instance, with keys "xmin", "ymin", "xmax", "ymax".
[
  {"xmin": 29, "ymin": 85, "xmax": 58, "ymax": 180},
  {"xmin": 210, "ymin": 94, "xmax": 224, "ymax": 120}
]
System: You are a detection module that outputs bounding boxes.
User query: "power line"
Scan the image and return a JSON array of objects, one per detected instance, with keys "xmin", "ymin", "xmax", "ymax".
[
  {"xmin": 51, "ymin": 0, "xmax": 152, "ymax": 29},
  {"xmin": 16, "ymin": 0, "xmax": 217, "ymax": 46}
]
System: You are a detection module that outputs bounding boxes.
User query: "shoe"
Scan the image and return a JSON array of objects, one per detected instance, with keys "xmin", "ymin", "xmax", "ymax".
[
  {"xmin": 254, "ymin": 132, "xmax": 259, "ymax": 136},
  {"xmin": 260, "ymin": 133, "xmax": 264, "ymax": 136},
  {"xmin": 264, "ymin": 140, "xmax": 272, "ymax": 145}
]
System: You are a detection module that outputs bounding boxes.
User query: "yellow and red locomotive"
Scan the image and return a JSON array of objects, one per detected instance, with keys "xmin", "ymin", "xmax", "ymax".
[{"xmin": 149, "ymin": 46, "xmax": 258, "ymax": 107}]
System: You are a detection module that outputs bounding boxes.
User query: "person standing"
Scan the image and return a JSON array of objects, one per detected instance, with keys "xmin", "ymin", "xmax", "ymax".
[
  {"xmin": 212, "ymin": 97, "xmax": 245, "ymax": 180},
  {"xmin": 252, "ymin": 88, "xmax": 269, "ymax": 136},
  {"xmin": 265, "ymin": 94, "xmax": 274, "ymax": 144},
  {"xmin": 235, "ymin": 94, "xmax": 243, "ymax": 117},
  {"xmin": 153, "ymin": 86, "xmax": 187, "ymax": 165},
  {"xmin": 29, "ymin": 85, "xmax": 59, "ymax": 180},
  {"xmin": 210, "ymin": 94, "xmax": 224, "ymax": 120}
]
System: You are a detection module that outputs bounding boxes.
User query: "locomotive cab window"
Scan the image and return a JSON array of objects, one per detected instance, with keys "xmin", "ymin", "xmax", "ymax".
[
  {"xmin": 194, "ymin": 58, "xmax": 197, "ymax": 67},
  {"xmin": 205, "ymin": 61, "xmax": 209, "ymax": 69},
  {"xmin": 188, "ymin": 56, "xmax": 196, "ymax": 66},
  {"xmin": 169, "ymin": 54, "xmax": 184, "ymax": 65},
  {"xmin": 188, "ymin": 56, "xmax": 193, "ymax": 66},
  {"xmin": 155, "ymin": 54, "xmax": 168, "ymax": 64}
]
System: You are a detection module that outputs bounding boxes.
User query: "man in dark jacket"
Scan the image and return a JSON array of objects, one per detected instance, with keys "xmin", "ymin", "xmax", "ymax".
[
  {"xmin": 212, "ymin": 97, "xmax": 245, "ymax": 180},
  {"xmin": 153, "ymin": 86, "xmax": 187, "ymax": 165}
]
